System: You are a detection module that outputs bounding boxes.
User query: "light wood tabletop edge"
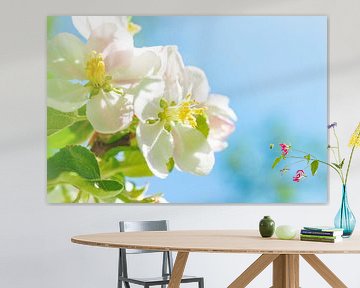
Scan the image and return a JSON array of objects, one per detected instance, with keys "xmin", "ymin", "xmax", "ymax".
[{"xmin": 71, "ymin": 230, "xmax": 360, "ymax": 254}]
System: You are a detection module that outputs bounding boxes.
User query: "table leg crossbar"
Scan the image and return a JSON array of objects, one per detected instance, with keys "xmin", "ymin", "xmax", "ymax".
[
  {"xmin": 167, "ymin": 252, "xmax": 348, "ymax": 288},
  {"xmin": 226, "ymin": 254, "xmax": 348, "ymax": 288}
]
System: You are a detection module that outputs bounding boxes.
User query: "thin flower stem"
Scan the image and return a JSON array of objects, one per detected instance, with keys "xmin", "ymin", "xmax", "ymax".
[
  {"xmin": 292, "ymin": 148, "xmax": 317, "ymax": 159},
  {"xmin": 287, "ymin": 155, "xmax": 344, "ymax": 183},
  {"xmin": 332, "ymin": 127, "xmax": 345, "ymax": 180},
  {"xmin": 333, "ymin": 127, "xmax": 343, "ymax": 164},
  {"xmin": 285, "ymin": 159, "xmax": 307, "ymax": 170},
  {"xmin": 345, "ymin": 145, "xmax": 356, "ymax": 185},
  {"xmin": 330, "ymin": 148, "xmax": 339, "ymax": 164},
  {"xmin": 290, "ymin": 159, "xmax": 307, "ymax": 167}
]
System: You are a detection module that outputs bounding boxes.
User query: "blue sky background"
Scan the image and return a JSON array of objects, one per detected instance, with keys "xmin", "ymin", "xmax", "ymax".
[{"xmin": 49, "ymin": 16, "xmax": 328, "ymax": 203}]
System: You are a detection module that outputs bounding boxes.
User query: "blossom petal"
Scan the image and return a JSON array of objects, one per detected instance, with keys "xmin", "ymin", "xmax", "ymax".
[
  {"xmin": 172, "ymin": 124, "xmax": 215, "ymax": 175},
  {"xmin": 137, "ymin": 122, "xmax": 173, "ymax": 178},
  {"xmin": 47, "ymin": 79, "xmax": 89, "ymax": 112},
  {"xmin": 208, "ymin": 114, "xmax": 235, "ymax": 152},
  {"xmin": 150, "ymin": 46, "xmax": 185, "ymax": 103},
  {"xmin": 111, "ymin": 48, "xmax": 161, "ymax": 85},
  {"xmin": 48, "ymin": 33, "xmax": 87, "ymax": 80},
  {"xmin": 182, "ymin": 66, "xmax": 209, "ymax": 102},
  {"xmin": 151, "ymin": 46, "xmax": 185, "ymax": 79},
  {"xmin": 87, "ymin": 23, "xmax": 134, "ymax": 55},
  {"xmin": 206, "ymin": 94, "xmax": 237, "ymax": 121},
  {"xmin": 72, "ymin": 16, "xmax": 128, "ymax": 39},
  {"xmin": 86, "ymin": 90, "xmax": 133, "ymax": 133},
  {"xmin": 134, "ymin": 81, "xmax": 164, "ymax": 122},
  {"xmin": 103, "ymin": 37, "xmax": 134, "ymax": 72}
]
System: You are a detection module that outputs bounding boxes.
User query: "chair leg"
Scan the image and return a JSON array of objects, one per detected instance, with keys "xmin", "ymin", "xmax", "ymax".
[{"xmin": 198, "ymin": 278, "xmax": 204, "ymax": 288}]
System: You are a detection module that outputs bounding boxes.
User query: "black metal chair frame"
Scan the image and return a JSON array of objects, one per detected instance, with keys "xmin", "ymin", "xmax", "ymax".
[{"xmin": 118, "ymin": 220, "xmax": 204, "ymax": 288}]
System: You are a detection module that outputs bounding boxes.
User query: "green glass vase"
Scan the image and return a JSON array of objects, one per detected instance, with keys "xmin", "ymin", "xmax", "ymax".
[{"xmin": 259, "ymin": 216, "xmax": 275, "ymax": 238}]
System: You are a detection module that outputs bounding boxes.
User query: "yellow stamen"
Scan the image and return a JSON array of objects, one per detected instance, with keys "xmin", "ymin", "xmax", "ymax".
[
  {"xmin": 127, "ymin": 22, "xmax": 141, "ymax": 35},
  {"xmin": 160, "ymin": 95, "xmax": 206, "ymax": 129},
  {"xmin": 178, "ymin": 99, "xmax": 206, "ymax": 128},
  {"xmin": 349, "ymin": 122, "xmax": 360, "ymax": 148},
  {"xmin": 85, "ymin": 51, "xmax": 106, "ymax": 87}
]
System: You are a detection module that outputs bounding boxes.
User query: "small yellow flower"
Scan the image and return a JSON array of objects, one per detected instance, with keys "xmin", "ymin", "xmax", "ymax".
[{"xmin": 349, "ymin": 122, "xmax": 360, "ymax": 148}]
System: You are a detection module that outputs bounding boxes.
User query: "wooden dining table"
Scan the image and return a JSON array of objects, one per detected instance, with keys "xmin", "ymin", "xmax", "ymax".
[{"xmin": 71, "ymin": 230, "xmax": 360, "ymax": 288}]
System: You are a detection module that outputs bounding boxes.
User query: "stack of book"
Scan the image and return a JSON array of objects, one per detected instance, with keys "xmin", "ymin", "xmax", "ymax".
[{"xmin": 300, "ymin": 226, "xmax": 344, "ymax": 243}]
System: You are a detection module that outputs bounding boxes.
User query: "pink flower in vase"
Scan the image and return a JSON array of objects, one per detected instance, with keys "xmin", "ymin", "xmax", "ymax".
[
  {"xmin": 279, "ymin": 143, "xmax": 291, "ymax": 156},
  {"xmin": 293, "ymin": 170, "xmax": 306, "ymax": 182}
]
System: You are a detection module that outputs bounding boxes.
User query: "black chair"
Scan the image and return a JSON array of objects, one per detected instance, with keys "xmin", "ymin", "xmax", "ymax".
[{"xmin": 118, "ymin": 220, "xmax": 204, "ymax": 288}]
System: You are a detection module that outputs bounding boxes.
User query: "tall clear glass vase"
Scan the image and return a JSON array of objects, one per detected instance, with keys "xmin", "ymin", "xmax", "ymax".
[{"xmin": 334, "ymin": 185, "xmax": 356, "ymax": 237}]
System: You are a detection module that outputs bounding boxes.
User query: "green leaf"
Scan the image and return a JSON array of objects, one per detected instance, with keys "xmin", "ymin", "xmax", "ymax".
[
  {"xmin": 195, "ymin": 115, "xmax": 210, "ymax": 138},
  {"xmin": 332, "ymin": 163, "xmax": 341, "ymax": 169},
  {"xmin": 47, "ymin": 107, "xmax": 85, "ymax": 136},
  {"xmin": 47, "ymin": 145, "xmax": 100, "ymax": 180},
  {"xmin": 48, "ymin": 120, "xmax": 93, "ymax": 149},
  {"xmin": 272, "ymin": 157, "xmax": 282, "ymax": 169},
  {"xmin": 93, "ymin": 179, "xmax": 123, "ymax": 192},
  {"xmin": 119, "ymin": 150, "xmax": 153, "ymax": 177},
  {"xmin": 304, "ymin": 154, "xmax": 311, "ymax": 164},
  {"xmin": 311, "ymin": 160, "xmax": 319, "ymax": 176},
  {"xmin": 100, "ymin": 149, "xmax": 153, "ymax": 178},
  {"xmin": 339, "ymin": 158, "xmax": 345, "ymax": 169},
  {"xmin": 50, "ymin": 173, "xmax": 123, "ymax": 200},
  {"xmin": 102, "ymin": 145, "xmax": 137, "ymax": 160}
]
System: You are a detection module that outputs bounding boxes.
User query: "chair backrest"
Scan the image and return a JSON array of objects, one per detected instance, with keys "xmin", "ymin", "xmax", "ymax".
[
  {"xmin": 118, "ymin": 220, "xmax": 173, "ymax": 281},
  {"xmin": 119, "ymin": 220, "xmax": 169, "ymax": 254}
]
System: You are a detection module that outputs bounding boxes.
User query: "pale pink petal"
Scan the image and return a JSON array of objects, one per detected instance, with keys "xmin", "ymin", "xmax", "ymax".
[
  {"xmin": 86, "ymin": 90, "xmax": 133, "ymax": 133},
  {"xmin": 208, "ymin": 114, "xmax": 236, "ymax": 152},
  {"xmin": 206, "ymin": 94, "xmax": 237, "ymax": 121},
  {"xmin": 72, "ymin": 16, "xmax": 128, "ymax": 39},
  {"xmin": 103, "ymin": 39, "xmax": 134, "ymax": 72},
  {"xmin": 87, "ymin": 23, "xmax": 134, "ymax": 55},
  {"xmin": 111, "ymin": 48, "xmax": 161, "ymax": 85}
]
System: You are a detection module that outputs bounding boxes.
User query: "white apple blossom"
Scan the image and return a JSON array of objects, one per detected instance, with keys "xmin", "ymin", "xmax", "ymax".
[
  {"xmin": 134, "ymin": 46, "xmax": 237, "ymax": 178},
  {"xmin": 134, "ymin": 47, "xmax": 214, "ymax": 178},
  {"xmin": 47, "ymin": 16, "xmax": 160, "ymax": 133}
]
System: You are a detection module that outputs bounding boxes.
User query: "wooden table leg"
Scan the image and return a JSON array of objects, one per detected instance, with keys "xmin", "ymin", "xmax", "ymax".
[
  {"xmin": 301, "ymin": 254, "xmax": 347, "ymax": 288},
  {"xmin": 168, "ymin": 252, "xmax": 189, "ymax": 288},
  {"xmin": 228, "ymin": 254, "xmax": 279, "ymax": 288},
  {"xmin": 272, "ymin": 254, "xmax": 299, "ymax": 288}
]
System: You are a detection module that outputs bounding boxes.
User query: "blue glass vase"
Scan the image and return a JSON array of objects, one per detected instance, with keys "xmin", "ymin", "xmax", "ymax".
[{"xmin": 334, "ymin": 185, "xmax": 356, "ymax": 237}]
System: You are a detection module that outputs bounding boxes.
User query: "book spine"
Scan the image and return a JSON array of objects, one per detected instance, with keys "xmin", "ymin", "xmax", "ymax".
[
  {"xmin": 300, "ymin": 237, "xmax": 336, "ymax": 243},
  {"xmin": 301, "ymin": 230, "xmax": 335, "ymax": 236},
  {"xmin": 300, "ymin": 234, "xmax": 337, "ymax": 240}
]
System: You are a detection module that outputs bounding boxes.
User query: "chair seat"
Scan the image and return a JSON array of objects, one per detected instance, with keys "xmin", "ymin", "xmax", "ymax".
[{"xmin": 119, "ymin": 275, "xmax": 203, "ymax": 285}]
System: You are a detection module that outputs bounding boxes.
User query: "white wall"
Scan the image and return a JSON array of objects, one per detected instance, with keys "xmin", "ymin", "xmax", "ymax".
[{"xmin": 1, "ymin": 0, "xmax": 360, "ymax": 287}]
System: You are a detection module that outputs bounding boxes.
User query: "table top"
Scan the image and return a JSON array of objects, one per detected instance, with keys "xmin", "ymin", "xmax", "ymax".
[{"xmin": 71, "ymin": 230, "xmax": 360, "ymax": 254}]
